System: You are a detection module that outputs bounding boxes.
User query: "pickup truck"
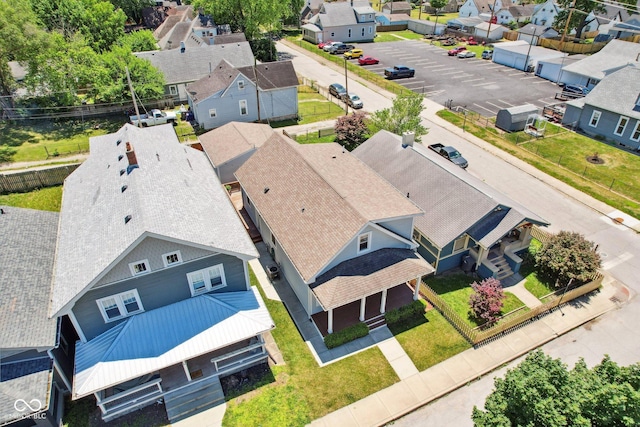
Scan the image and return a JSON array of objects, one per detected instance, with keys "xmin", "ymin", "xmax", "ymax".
[
  {"xmin": 328, "ymin": 43, "xmax": 355, "ymax": 54},
  {"xmin": 384, "ymin": 65, "xmax": 415, "ymax": 80},
  {"xmin": 428, "ymin": 143, "xmax": 468, "ymax": 169},
  {"xmin": 130, "ymin": 109, "xmax": 177, "ymax": 127}
]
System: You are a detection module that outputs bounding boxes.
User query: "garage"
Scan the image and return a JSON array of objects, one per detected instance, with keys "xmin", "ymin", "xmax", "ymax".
[{"xmin": 492, "ymin": 40, "xmax": 566, "ymax": 72}]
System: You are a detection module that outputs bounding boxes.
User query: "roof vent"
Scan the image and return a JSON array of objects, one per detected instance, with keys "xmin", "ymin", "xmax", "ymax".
[
  {"xmin": 124, "ymin": 215, "xmax": 132, "ymax": 224},
  {"xmin": 264, "ymin": 187, "xmax": 270, "ymax": 194},
  {"xmin": 120, "ymin": 169, "xmax": 126, "ymax": 176},
  {"xmin": 118, "ymin": 154, "xmax": 124, "ymax": 161},
  {"xmin": 407, "ymin": 192, "xmax": 410, "ymax": 198},
  {"xmin": 116, "ymin": 139, "xmax": 122, "ymax": 146},
  {"xmin": 121, "ymin": 185, "xmax": 128, "ymax": 193},
  {"xmin": 0, "ymin": 208, "xmax": 4, "ymax": 215}
]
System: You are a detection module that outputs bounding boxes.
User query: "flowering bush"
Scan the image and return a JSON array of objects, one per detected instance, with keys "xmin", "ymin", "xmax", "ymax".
[{"xmin": 469, "ymin": 277, "xmax": 504, "ymax": 326}]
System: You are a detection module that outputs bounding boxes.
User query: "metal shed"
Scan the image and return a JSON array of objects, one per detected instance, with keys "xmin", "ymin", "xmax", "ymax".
[{"xmin": 496, "ymin": 104, "xmax": 539, "ymax": 132}]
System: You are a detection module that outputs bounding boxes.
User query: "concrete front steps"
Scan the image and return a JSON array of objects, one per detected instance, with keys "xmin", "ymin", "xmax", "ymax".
[
  {"xmin": 163, "ymin": 375, "xmax": 225, "ymax": 424},
  {"xmin": 492, "ymin": 255, "xmax": 514, "ymax": 281},
  {"xmin": 365, "ymin": 314, "xmax": 386, "ymax": 331}
]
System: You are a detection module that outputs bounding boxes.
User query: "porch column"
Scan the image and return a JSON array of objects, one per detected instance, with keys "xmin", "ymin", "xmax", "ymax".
[
  {"xmin": 94, "ymin": 392, "xmax": 106, "ymax": 415},
  {"xmin": 327, "ymin": 309, "xmax": 334, "ymax": 334},
  {"xmin": 413, "ymin": 276, "xmax": 421, "ymax": 300},
  {"xmin": 182, "ymin": 361, "xmax": 192, "ymax": 382},
  {"xmin": 359, "ymin": 297, "xmax": 366, "ymax": 322},
  {"xmin": 380, "ymin": 288, "xmax": 388, "ymax": 314}
]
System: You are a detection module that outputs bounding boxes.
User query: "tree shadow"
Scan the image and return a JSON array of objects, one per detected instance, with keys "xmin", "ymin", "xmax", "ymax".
[
  {"xmin": 220, "ymin": 362, "xmax": 276, "ymax": 401},
  {"xmin": 387, "ymin": 313, "xmax": 429, "ymax": 335}
]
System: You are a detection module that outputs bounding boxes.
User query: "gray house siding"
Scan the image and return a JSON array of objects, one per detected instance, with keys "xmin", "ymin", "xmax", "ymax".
[
  {"xmin": 562, "ymin": 103, "xmax": 583, "ymax": 126},
  {"xmin": 218, "ymin": 150, "xmax": 256, "ymax": 184},
  {"xmin": 96, "ymin": 237, "xmax": 215, "ymax": 287},
  {"xmin": 322, "ymin": 24, "xmax": 376, "ymax": 42},
  {"xmin": 578, "ymin": 105, "xmax": 640, "ymax": 149},
  {"xmin": 258, "ymin": 87, "xmax": 298, "ymax": 121},
  {"xmin": 194, "ymin": 77, "xmax": 259, "ymax": 130},
  {"xmin": 72, "ymin": 253, "xmax": 247, "ymax": 341},
  {"xmin": 377, "ymin": 217, "xmax": 414, "ymax": 240}
]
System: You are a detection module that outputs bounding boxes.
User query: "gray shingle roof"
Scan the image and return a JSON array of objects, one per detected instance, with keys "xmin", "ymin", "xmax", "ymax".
[
  {"xmin": 0, "ymin": 207, "xmax": 58, "ymax": 349},
  {"xmin": 199, "ymin": 122, "xmax": 275, "ymax": 166},
  {"xmin": 319, "ymin": 2, "xmax": 358, "ymax": 26},
  {"xmin": 186, "ymin": 59, "xmax": 239, "ymax": 103},
  {"xmin": 133, "ymin": 42, "xmax": 255, "ymax": 85},
  {"xmin": 50, "ymin": 123, "xmax": 258, "ymax": 316},
  {"xmin": 352, "ymin": 131, "xmax": 548, "ymax": 249},
  {"xmin": 235, "ymin": 134, "xmax": 422, "ymax": 282},
  {"xmin": 579, "ymin": 64, "xmax": 640, "ymax": 119},
  {"xmin": 0, "ymin": 358, "xmax": 52, "ymax": 424},
  {"xmin": 311, "ymin": 248, "xmax": 434, "ymax": 310},
  {"xmin": 561, "ymin": 39, "xmax": 640, "ymax": 80},
  {"xmin": 236, "ymin": 61, "xmax": 299, "ymax": 91}
]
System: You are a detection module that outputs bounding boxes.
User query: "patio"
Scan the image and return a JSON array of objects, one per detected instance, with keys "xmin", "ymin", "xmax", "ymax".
[{"xmin": 311, "ymin": 283, "xmax": 416, "ymax": 337}]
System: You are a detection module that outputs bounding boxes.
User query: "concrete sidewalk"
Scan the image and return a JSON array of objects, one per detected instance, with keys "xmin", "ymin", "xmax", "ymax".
[{"xmin": 310, "ymin": 276, "xmax": 625, "ymax": 427}]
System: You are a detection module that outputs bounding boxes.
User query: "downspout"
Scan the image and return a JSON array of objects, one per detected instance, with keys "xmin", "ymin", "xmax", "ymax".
[{"xmin": 48, "ymin": 316, "xmax": 73, "ymax": 392}]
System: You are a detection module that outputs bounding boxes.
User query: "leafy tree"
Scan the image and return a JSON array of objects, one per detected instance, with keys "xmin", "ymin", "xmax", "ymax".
[
  {"xmin": 535, "ymin": 230, "xmax": 600, "ymax": 287},
  {"xmin": 110, "ymin": 0, "xmax": 154, "ymax": 24},
  {"xmin": 334, "ymin": 112, "xmax": 368, "ymax": 151},
  {"xmin": 191, "ymin": 0, "xmax": 293, "ymax": 39},
  {"xmin": 117, "ymin": 29, "xmax": 158, "ymax": 52},
  {"xmin": 469, "ymin": 277, "xmax": 504, "ymax": 326},
  {"xmin": 429, "ymin": 0, "xmax": 448, "ymax": 34},
  {"xmin": 368, "ymin": 93, "xmax": 428, "ymax": 141},
  {"xmin": 473, "ymin": 350, "xmax": 640, "ymax": 427},
  {"xmin": 554, "ymin": 0, "xmax": 637, "ymax": 40},
  {"xmin": 249, "ymin": 37, "xmax": 277, "ymax": 62}
]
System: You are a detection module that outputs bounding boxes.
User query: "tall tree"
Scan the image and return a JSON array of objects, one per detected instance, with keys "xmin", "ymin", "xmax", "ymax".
[
  {"xmin": 534, "ymin": 230, "xmax": 601, "ymax": 286},
  {"xmin": 368, "ymin": 93, "xmax": 428, "ymax": 141},
  {"xmin": 117, "ymin": 29, "xmax": 158, "ymax": 52},
  {"xmin": 473, "ymin": 350, "xmax": 640, "ymax": 427},
  {"xmin": 191, "ymin": 0, "xmax": 292, "ymax": 39},
  {"xmin": 429, "ymin": 0, "xmax": 448, "ymax": 34},
  {"xmin": 110, "ymin": 0, "xmax": 154, "ymax": 24},
  {"xmin": 554, "ymin": 0, "xmax": 637, "ymax": 40}
]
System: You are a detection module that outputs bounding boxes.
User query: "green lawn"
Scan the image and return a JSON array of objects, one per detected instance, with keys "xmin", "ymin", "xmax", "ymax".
[
  {"xmin": 299, "ymin": 100, "xmax": 345, "ymax": 124},
  {"xmin": 223, "ymin": 269, "xmax": 399, "ymax": 426},
  {"xmin": 0, "ymin": 186, "xmax": 62, "ymax": 211},
  {"xmin": 427, "ymin": 274, "xmax": 527, "ymax": 328},
  {"xmin": 0, "ymin": 117, "xmax": 125, "ymax": 163},
  {"xmin": 374, "ymin": 30, "xmax": 424, "ymax": 42},
  {"xmin": 389, "ymin": 304, "xmax": 471, "ymax": 371},
  {"xmin": 437, "ymin": 109, "xmax": 640, "ymax": 219}
]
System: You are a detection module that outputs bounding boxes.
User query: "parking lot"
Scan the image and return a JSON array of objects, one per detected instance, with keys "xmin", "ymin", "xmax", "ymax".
[{"xmin": 350, "ymin": 39, "xmax": 561, "ymax": 117}]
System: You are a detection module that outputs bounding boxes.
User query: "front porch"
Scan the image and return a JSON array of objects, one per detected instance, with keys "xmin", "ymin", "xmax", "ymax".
[
  {"xmin": 95, "ymin": 336, "xmax": 269, "ymax": 422},
  {"xmin": 311, "ymin": 283, "xmax": 417, "ymax": 337}
]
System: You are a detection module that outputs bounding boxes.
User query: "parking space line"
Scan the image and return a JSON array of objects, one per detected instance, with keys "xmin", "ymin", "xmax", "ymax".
[
  {"xmin": 425, "ymin": 90, "xmax": 446, "ymax": 96},
  {"xmin": 486, "ymin": 101, "xmax": 509, "ymax": 110},
  {"xmin": 423, "ymin": 64, "xmax": 448, "ymax": 69},
  {"xmin": 486, "ymin": 65, "xmax": 504, "ymax": 69},
  {"xmin": 451, "ymin": 74, "xmax": 474, "ymax": 79},
  {"xmin": 534, "ymin": 80, "xmax": 555, "ymax": 84},
  {"xmin": 473, "ymin": 103, "xmax": 498, "ymax": 115},
  {"xmin": 473, "ymin": 81, "xmax": 497, "ymax": 86},
  {"xmin": 496, "ymin": 99, "xmax": 516, "ymax": 107},
  {"xmin": 520, "ymin": 76, "xmax": 538, "ymax": 80},
  {"xmin": 403, "ymin": 82, "xmax": 432, "ymax": 88},
  {"xmin": 464, "ymin": 78, "xmax": 486, "ymax": 83}
]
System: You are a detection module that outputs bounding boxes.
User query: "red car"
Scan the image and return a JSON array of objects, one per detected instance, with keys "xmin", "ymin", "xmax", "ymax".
[
  {"xmin": 467, "ymin": 36, "xmax": 479, "ymax": 45},
  {"xmin": 448, "ymin": 46, "xmax": 466, "ymax": 56},
  {"xmin": 358, "ymin": 56, "xmax": 380, "ymax": 65},
  {"xmin": 317, "ymin": 40, "xmax": 333, "ymax": 49}
]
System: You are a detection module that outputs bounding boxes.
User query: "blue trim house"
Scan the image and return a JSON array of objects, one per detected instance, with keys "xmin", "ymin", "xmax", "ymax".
[
  {"xmin": 49, "ymin": 123, "xmax": 274, "ymax": 423},
  {"xmin": 353, "ymin": 131, "xmax": 549, "ymax": 281},
  {"xmin": 186, "ymin": 60, "xmax": 298, "ymax": 130}
]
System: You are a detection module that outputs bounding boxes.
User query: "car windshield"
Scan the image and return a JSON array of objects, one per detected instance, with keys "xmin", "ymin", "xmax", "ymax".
[
  {"xmin": 449, "ymin": 150, "xmax": 461, "ymax": 158},
  {"xmin": 350, "ymin": 95, "xmax": 360, "ymax": 101}
]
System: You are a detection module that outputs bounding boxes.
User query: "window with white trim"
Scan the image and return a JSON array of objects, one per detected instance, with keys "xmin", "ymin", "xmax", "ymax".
[
  {"xmin": 239, "ymin": 99, "xmax": 248, "ymax": 115},
  {"xmin": 169, "ymin": 85, "xmax": 178, "ymax": 95},
  {"xmin": 238, "ymin": 80, "xmax": 245, "ymax": 90},
  {"xmin": 162, "ymin": 250, "xmax": 182, "ymax": 267},
  {"xmin": 209, "ymin": 108, "xmax": 217, "ymax": 118},
  {"xmin": 631, "ymin": 121, "xmax": 640, "ymax": 142},
  {"xmin": 589, "ymin": 110, "xmax": 601, "ymax": 127},
  {"xmin": 368, "ymin": 26, "xmax": 372, "ymax": 34},
  {"xmin": 357, "ymin": 232, "xmax": 372, "ymax": 253},
  {"xmin": 129, "ymin": 260, "xmax": 150, "ymax": 276},
  {"xmin": 187, "ymin": 264, "xmax": 227, "ymax": 296},
  {"xmin": 453, "ymin": 236, "xmax": 466, "ymax": 252},
  {"xmin": 614, "ymin": 116, "xmax": 629, "ymax": 136},
  {"xmin": 97, "ymin": 289, "xmax": 144, "ymax": 322},
  {"xmin": 348, "ymin": 28, "xmax": 352, "ymax": 37},
  {"xmin": 361, "ymin": 27, "xmax": 365, "ymax": 36}
]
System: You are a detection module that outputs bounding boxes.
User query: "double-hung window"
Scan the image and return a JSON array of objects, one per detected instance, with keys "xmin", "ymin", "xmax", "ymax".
[
  {"xmin": 187, "ymin": 264, "xmax": 227, "ymax": 296},
  {"xmin": 357, "ymin": 232, "xmax": 372, "ymax": 254},
  {"xmin": 631, "ymin": 121, "xmax": 640, "ymax": 142},
  {"xmin": 239, "ymin": 100, "xmax": 248, "ymax": 116},
  {"xmin": 614, "ymin": 116, "xmax": 629, "ymax": 136},
  {"xmin": 162, "ymin": 251, "xmax": 182, "ymax": 267},
  {"xmin": 589, "ymin": 110, "xmax": 601, "ymax": 127},
  {"xmin": 129, "ymin": 259, "xmax": 150, "ymax": 276},
  {"xmin": 97, "ymin": 290, "xmax": 144, "ymax": 322}
]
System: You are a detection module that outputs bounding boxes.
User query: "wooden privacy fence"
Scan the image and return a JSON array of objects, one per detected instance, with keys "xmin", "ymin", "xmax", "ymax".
[
  {"xmin": 539, "ymin": 38, "xmax": 607, "ymax": 54},
  {"xmin": 0, "ymin": 164, "xmax": 79, "ymax": 194}
]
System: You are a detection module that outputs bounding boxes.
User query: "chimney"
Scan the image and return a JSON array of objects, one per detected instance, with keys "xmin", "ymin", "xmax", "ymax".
[
  {"xmin": 125, "ymin": 142, "xmax": 139, "ymax": 173},
  {"xmin": 402, "ymin": 131, "xmax": 415, "ymax": 147},
  {"xmin": 180, "ymin": 41, "xmax": 186, "ymax": 53}
]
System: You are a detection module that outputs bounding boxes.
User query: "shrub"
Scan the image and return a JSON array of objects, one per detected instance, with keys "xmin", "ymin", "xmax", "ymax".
[
  {"xmin": 334, "ymin": 112, "xmax": 368, "ymax": 151},
  {"xmin": 385, "ymin": 300, "xmax": 425, "ymax": 324},
  {"xmin": 469, "ymin": 277, "xmax": 504, "ymax": 326},
  {"xmin": 324, "ymin": 322, "xmax": 369, "ymax": 349},
  {"xmin": 534, "ymin": 231, "xmax": 601, "ymax": 287}
]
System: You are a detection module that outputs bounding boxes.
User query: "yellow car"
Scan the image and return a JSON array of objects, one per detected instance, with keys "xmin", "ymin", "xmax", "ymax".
[{"xmin": 344, "ymin": 48, "xmax": 364, "ymax": 59}]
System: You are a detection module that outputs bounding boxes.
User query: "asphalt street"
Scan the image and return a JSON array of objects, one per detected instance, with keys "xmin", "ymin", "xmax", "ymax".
[{"xmin": 277, "ymin": 40, "xmax": 640, "ymax": 426}]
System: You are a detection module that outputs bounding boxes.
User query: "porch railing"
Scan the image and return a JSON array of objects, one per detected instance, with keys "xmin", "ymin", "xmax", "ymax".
[
  {"xmin": 210, "ymin": 337, "xmax": 266, "ymax": 373},
  {"xmin": 96, "ymin": 378, "xmax": 162, "ymax": 419}
]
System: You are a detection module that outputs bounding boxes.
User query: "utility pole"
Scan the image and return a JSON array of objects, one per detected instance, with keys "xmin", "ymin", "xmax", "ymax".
[
  {"xmin": 126, "ymin": 66, "xmax": 141, "ymax": 128},
  {"xmin": 560, "ymin": 0, "xmax": 577, "ymax": 46},
  {"xmin": 344, "ymin": 58, "xmax": 349, "ymax": 115},
  {"xmin": 486, "ymin": 0, "xmax": 498, "ymax": 39},
  {"xmin": 524, "ymin": 27, "xmax": 536, "ymax": 73}
]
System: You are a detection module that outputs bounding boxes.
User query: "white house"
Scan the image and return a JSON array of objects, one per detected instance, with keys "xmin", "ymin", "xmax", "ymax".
[
  {"xmin": 459, "ymin": 0, "xmax": 512, "ymax": 17},
  {"xmin": 531, "ymin": 0, "xmax": 561, "ymax": 26}
]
